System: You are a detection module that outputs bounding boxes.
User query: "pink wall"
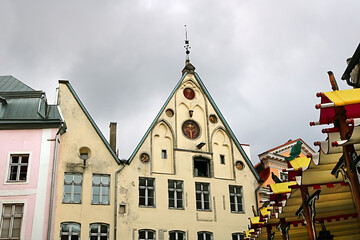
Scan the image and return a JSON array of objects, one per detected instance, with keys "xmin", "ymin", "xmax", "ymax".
[{"xmin": 0, "ymin": 128, "xmax": 58, "ymax": 240}]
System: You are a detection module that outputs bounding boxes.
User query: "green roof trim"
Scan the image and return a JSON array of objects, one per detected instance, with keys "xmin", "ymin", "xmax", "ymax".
[
  {"xmin": 127, "ymin": 70, "xmax": 260, "ymax": 181},
  {"xmin": 60, "ymin": 80, "xmax": 123, "ymax": 166}
]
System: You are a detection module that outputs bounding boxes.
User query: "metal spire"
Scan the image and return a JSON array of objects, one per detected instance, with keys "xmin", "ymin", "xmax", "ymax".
[{"xmin": 184, "ymin": 25, "xmax": 191, "ymax": 64}]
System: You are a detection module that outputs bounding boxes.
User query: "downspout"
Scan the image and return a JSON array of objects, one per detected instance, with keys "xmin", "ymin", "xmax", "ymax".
[
  {"xmin": 255, "ymin": 179, "xmax": 265, "ymax": 212},
  {"xmin": 114, "ymin": 162, "xmax": 126, "ymax": 240},
  {"xmin": 47, "ymin": 127, "xmax": 62, "ymax": 240}
]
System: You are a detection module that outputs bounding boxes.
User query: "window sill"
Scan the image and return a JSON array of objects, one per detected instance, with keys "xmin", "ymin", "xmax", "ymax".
[
  {"xmin": 139, "ymin": 205, "xmax": 156, "ymax": 208},
  {"xmin": 196, "ymin": 209, "xmax": 212, "ymax": 212},
  {"xmin": 4, "ymin": 181, "xmax": 29, "ymax": 185},
  {"xmin": 169, "ymin": 207, "xmax": 185, "ymax": 210},
  {"xmin": 62, "ymin": 202, "xmax": 82, "ymax": 204},
  {"xmin": 231, "ymin": 211, "xmax": 245, "ymax": 214},
  {"xmin": 91, "ymin": 203, "xmax": 110, "ymax": 206}
]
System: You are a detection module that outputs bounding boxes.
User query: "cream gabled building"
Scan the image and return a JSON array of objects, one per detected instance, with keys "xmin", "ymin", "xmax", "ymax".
[
  {"xmin": 117, "ymin": 62, "xmax": 260, "ymax": 240},
  {"xmin": 52, "ymin": 81, "xmax": 124, "ymax": 240}
]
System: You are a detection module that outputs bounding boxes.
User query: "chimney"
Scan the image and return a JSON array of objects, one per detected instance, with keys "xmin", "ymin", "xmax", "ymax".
[{"xmin": 109, "ymin": 122, "xmax": 117, "ymax": 153}]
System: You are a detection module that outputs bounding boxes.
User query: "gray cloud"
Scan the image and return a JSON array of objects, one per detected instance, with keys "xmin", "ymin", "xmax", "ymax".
[{"xmin": 1, "ymin": 0, "xmax": 359, "ymax": 162}]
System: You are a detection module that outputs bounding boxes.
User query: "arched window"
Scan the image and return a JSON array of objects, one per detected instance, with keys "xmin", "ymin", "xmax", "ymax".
[
  {"xmin": 232, "ymin": 232, "xmax": 245, "ymax": 240},
  {"xmin": 169, "ymin": 230, "xmax": 185, "ymax": 240},
  {"xmin": 89, "ymin": 223, "xmax": 109, "ymax": 240},
  {"xmin": 60, "ymin": 222, "xmax": 80, "ymax": 240},
  {"xmin": 197, "ymin": 231, "xmax": 212, "ymax": 240},
  {"xmin": 138, "ymin": 229, "xmax": 156, "ymax": 240}
]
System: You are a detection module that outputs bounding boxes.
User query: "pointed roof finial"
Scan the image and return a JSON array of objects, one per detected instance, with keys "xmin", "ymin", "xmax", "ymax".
[{"xmin": 184, "ymin": 25, "xmax": 191, "ymax": 64}]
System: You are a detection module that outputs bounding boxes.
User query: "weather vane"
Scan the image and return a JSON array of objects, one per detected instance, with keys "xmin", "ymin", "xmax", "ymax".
[{"xmin": 184, "ymin": 25, "xmax": 191, "ymax": 63}]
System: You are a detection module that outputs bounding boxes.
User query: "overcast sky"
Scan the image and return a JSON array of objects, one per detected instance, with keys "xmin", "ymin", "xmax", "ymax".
[{"xmin": 1, "ymin": 1, "xmax": 359, "ymax": 163}]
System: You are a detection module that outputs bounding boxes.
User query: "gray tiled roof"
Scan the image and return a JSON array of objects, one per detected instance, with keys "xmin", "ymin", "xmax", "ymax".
[
  {"xmin": 0, "ymin": 75, "xmax": 35, "ymax": 92},
  {"xmin": 0, "ymin": 76, "xmax": 62, "ymax": 129}
]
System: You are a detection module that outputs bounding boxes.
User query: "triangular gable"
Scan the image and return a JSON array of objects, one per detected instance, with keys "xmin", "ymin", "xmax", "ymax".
[
  {"xmin": 259, "ymin": 138, "xmax": 314, "ymax": 160},
  {"xmin": 128, "ymin": 71, "xmax": 260, "ymax": 180},
  {"xmin": 59, "ymin": 80, "xmax": 123, "ymax": 166}
]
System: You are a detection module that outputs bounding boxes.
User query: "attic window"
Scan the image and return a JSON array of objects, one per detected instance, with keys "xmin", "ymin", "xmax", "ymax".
[
  {"xmin": 194, "ymin": 157, "xmax": 210, "ymax": 177},
  {"xmin": 79, "ymin": 147, "xmax": 91, "ymax": 160},
  {"xmin": 37, "ymin": 96, "xmax": 47, "ymax": 119},
  {"xmin": 161, "ymin": 150, "xmax": 167, "ymax": 159},
  {"xmin": 220, "ymin": 155, "xmax": 225, "ymax": 164}
]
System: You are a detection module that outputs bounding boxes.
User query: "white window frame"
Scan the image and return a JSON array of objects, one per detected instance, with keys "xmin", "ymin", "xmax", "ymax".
[
  {"xmin": 169, "ymin": 230, "xmax": 185, "ymax": 240},
  {"xmin": 197, "ymin": 231, "xmax": 213, "ymax": 240},
  {"xmin": 229, "ymin": 185, "xmax": 244, "ymax": 213},
  {"xmin": 63, "ymin": 173, "xmax": 82, "ymax": 204},
  {"xmin": 59, "ymin": 222, "xmax": 81, "ymax": 240},
  {"xmin": 168, "ymin": 180, "xmax": 184, "ymax": 209},
  {"xmin": 139, "ymin": 178, "xmax": 155, "ymax": 207},
  {"xmin": 89, "ymin": 223, "xmax": 109, "ymax": 240},
  {"xmin": 195, "ymin": 182, "xmax": 211, "ymax": 211},
  {"xmin": 4, "ymin": 153, "xmax": 31, "ymax": 185},
  {"xmin": 138, "ymin": 229, "xmax": 156, "ymax": 240},
  {"xmin": 0, "ymin": 203, "xmax": 24, "ymax": 240},
  {"xmin": 232, "ymin": 232, "xmax": 245, "ymax": 240},
  {"xmin": 92, "ymin": 174, "xmax": 110, "ymax": 205}
]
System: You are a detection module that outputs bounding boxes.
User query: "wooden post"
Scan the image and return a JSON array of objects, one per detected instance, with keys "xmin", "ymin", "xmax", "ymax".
[
  {"xmin": 335, "ymin": 106, "xmax": 360, "ymax": 216},
  {"xmin": 279, "ymin": 218, "xmax": 289, "ymax": 240},
  {"xmin": 300, "ymin": 186, "xmax": 316, "ymax": 240},
  {"xmin": 266, "ymin": 224, "xmax": 272, "ymax": 239}
]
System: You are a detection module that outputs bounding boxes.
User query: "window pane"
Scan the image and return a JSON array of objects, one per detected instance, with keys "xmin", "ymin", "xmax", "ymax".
[
  {"xmin": 102, "ymin": 186, "xmax": 109, "ymax": 195},
  {"xmin": 102, "ymin": 176, "xmax": 110, "ymax": 185},
  {"xmin": 93, "ymin": 186, "xmax": 100, "ymax": 194},
  {"xmin": 14, "ymin": 205, "xmax": 23, "ymax": 214},
  {"xmin": 63, "ymin": 193, "xmax": 71, "ymax": 203},
  {"xmin": 73, "ymin": 194, "xmax": 81, "ymax": 203},
  {"xmin": 11, "ymin": 156, "xmax": 19, "ymax": 163},
  {"xmin": 169, "ymin": 199, "xmax": 174, "ymax": 208},
  {"xmin": 72, "ymin": 224, "xmax": 80, "ymax": 233},
  {"xmin": 90, "ymin": 224, "xmax": 98, "ymax": 233},
  {"xmin": 93, "ymin": 195, "xmax": 99, "ymax": 204},
  {"xmin": 101, "ymin": 224, "xmax": 108, "ymax": 233},
  {"xmin": 93, "ymin": 176, "xmax": 101, "ymax": 184},
  {"xmin": 21, "ymin": 155, "xmax": 29, "ymax": 163},
  {"xmin": 102, "ymin": 195, "xmax": 109, "ymax": 204},
  {"xmin": 71, "ymin": 236, "xmax": 79, "ymax": 240},
  {"xmin": 9, "ymin": 166, "xmax": 18, "ymax": 180},
  {"xmin": 64, "ymin": 174, "xmax": 73, "ymax": 182},
  {"xmin": 0, "ymin": 219, "xmax": 10, "ymax": 238},
  {"xmin": 74, "ymin": 175, "xmax": 82, "ymax": 184}
]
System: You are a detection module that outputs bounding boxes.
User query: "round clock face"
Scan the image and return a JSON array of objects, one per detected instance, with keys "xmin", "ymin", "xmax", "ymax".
[
  {"xmin": 183, "ymin": 88, "xmax": 195, "ymax": 100},
  {"xmin": 182, "ymin": 120, "xmax": 200, "ymax": 139},
  {"xmin": 140, "ymin": 153, "xmax": 150, "ymax": 163}
]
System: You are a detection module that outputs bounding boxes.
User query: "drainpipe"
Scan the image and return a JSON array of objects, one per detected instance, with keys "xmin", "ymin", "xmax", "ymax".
[
  {"xmin": 255, "ymin": 179, "xmax": 265, "ymax": 212},
  {"xmin": 47, "ymin": 126, "xmax": 63, "ymax": 240},
  {"xmin": 114, "ymin": 162, "xmax": 126, "ymax": 240}
]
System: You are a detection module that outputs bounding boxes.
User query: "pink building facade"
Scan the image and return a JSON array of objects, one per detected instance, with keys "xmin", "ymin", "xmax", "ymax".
[{"xmin": 0, "ymin": 76, "xmax": 64, "ymax": 240}]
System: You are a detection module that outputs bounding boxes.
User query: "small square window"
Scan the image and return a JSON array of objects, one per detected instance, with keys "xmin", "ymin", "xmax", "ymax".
[
  {"xmin": 8, "ymin": 154, "xmax": 29, "ymax": 182},
  {"xmin": 220, "ymin": 154, "xmax": 225, "ymax": 164},
  {"xmin": 161, "ymin": 150, "xmax": 167, "ymax": 159},
  {"xmin": 194, "ymin": 158, "xmax": 210, "ymax": 177}
]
